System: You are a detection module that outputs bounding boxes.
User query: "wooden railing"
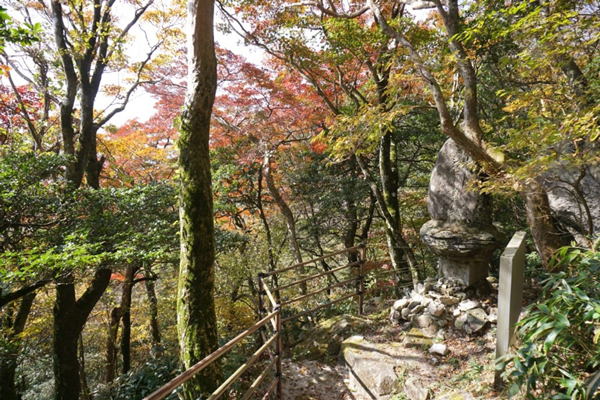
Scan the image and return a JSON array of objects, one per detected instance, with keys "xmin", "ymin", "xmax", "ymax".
[
  {"xmin": 258, "ymin": 243, "xmax": 367, "ymax": 326},
  {"xmin": 142, "ymin": 310, "xmax": 282, "ymax": 400},
  {"xmin": 142, "ymin": 243, "xmax": 394, "ymax": 400}
]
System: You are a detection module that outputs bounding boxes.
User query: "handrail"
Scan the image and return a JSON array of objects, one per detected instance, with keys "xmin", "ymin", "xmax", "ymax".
[
  {"xmin": 239, "ymin": 356, "xmax": 278, "ymax": 400},
  {"xmin": 261, "ymin": 244, "xmax": 363, "ymax": 277},
  {"xmin": 207, "ymin": 334, "xmax": 278, "ymax": 400},
  {"xmin": 261, "ymin": 376, "xmax": 280, "ymax": 400},
  {"xmin": 281, "ymin": 292, "xmax": 357, "ymax": 324},
  {"xmin": 262, "ymin": 280, "xmax": 278, "ymax": 309},
  {"xmin": 142, "ymin": 311, "xmax": 278, "ymax": 400},
  {"xmin": 144, "ymin": 244, "xmax": 374, "ymax": 400},
  {"xmin": 271, "ymin": 261, "xmax": 360, "ymax": 293},
  {"xmin": 280, "ymin": 276, "xmax": 357, "ymax": 307}
]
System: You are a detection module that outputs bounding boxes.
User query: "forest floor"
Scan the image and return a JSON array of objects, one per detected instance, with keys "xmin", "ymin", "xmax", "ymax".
[{"xmin": 280, "ymin": 296, "xmax": 516, "ymax": 400}]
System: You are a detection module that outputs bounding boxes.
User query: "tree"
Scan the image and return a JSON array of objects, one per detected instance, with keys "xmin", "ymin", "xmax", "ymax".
[
  {"xmin": 177, "ymin": 0, "xmax": 222, "ymax": 398},
  {"xmin": 220, "ymin": 2, "xmax": 443, "ymax": 286},
  {"xmin": 228, "ymin": 0, "xmax": 592, "ymax": 268}
]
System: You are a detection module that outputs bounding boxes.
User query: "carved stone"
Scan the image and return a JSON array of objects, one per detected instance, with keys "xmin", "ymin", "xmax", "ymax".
[{"xmin": 420, "ymin": 139, "xmax": 500, "ymax": 285}]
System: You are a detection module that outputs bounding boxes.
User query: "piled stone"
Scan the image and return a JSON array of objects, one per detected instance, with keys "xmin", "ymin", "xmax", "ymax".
[{"xmin": 389, "ymin": 277, "xmax": 498, "ymax": 338}]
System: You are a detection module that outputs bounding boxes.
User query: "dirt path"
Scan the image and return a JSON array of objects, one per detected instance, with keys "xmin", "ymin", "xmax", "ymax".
[{"xmin": 281, "ymin": 359, "xmax": 360, "ymax": 400}]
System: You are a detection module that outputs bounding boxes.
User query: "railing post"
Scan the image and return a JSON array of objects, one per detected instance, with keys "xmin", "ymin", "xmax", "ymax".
[
  {"xmin": 274, "ymin": 304, "xmax": 283, "ymax": 400},
  {"xmin": 358, "ymin": 242, "xmax": 366, "ymax": 315},
  {"xmin": 258, "ymin": 273, "xmax": 265, "ymax": 319},
  {"xmin": 258, "ymin": 273, "xmax": 267, "ymax": 344}
]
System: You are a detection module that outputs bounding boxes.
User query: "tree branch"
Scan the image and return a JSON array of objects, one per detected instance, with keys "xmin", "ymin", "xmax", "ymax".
[
  {"xmin": 0, "ymin": 280, "xmax": 51, "ymax": 309},
  {"xmin": 286, "ymin": 1, "xmax": 369, "ymax": 19}
]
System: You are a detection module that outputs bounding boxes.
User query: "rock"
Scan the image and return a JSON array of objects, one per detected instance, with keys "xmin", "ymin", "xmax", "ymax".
[
  {"xmin": 394, "ymin": 298, "xmax": 410, "ymax": 310},
  {"xmin": 542, "ymin": 161, "xmax": 600, "ymax": 245},
  {"xmin": 458, "ymin": 299, "xmax": 480, "ymax": 312},
  {"xmin": 455, "ymin": 292, "xmax": 467, "ymax": 300},
  {"xmin": 414, "ymin": 314, "xmax": 434, "ymax": 329},
  {"xmin": 428, "ymin": 343, "xmax": 449, "ymax": 356},
  {"xmin": 342, "ymin": 336, "xmax": 399, "ymax": 398},
  {"xmin": 428, "ymin": 302, "xmax": 445, "ymax": 317},
  {"xmin": 404, "ymin": 376, "xmax": 430, "ymax": 400},
  {"xmin": 408, "ymin": 300, "xmax": 421, "ymax": 309},
  {"xmin": 390, "ymin": 309, "xmax": 401, "ymax": 321},
  {"xmin": 453, "ymin": 308, "xmax": 461, "ymax": 317},
  {"xmin": 488, "ymin": 307, "xmax": 498, "ymax": 323},
  {"xmin": 412, "ymin": 305, "xmax": 425, "ymax": 315},
  {"xmin": 434, "ymin": 390, "xmax": 476, "ymax": 400},
  {"xmin": 426, "ymin": 139, "xmax": 493, "ymax": 225},
  {"xmin": 455, "ymin": 314, "xmax": 467, "ymax": 330},
  {"xmin": 404, "ymin": 328, "xmax": 433, "ymax": 348},
  {"xmin": 465, "ymin": 308, "xmax": 488, "ymax": 333},
  {"xmin": 292, "ymin": 314, "xmax": 371, "ymax": 361},
  {"xmin": 439, "ymin": 296, "xmax": 459, "ymax": 306},
  {"xmin": 401, "ymin": 308, "xmax": 411, "ymax": 320},
  {"xmin": 420, "ymin": 297, "xmax": 432, "ymax": 307}
]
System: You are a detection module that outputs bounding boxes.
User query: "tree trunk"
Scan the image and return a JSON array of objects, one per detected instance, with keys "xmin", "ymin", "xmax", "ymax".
[
  {"xmin": 256, "ymin": 168, "xmax": 279, "ymax": 301},
  {"xmin": 78, "ymin": 335, "xmax": 92, "ymax": 400},
  {"xmin": 356, "ymin": 154, "xmax": 420, "ymax": 289},
  {"xmin": 177, "ymin": 0, "xmax": 222, "ymax": 398},
  {"xmin": 120, "ymin": 266, "xmax": 135, "ymax": 374},
  {"xmin": 0, "ymin": 293, "xmax": 36, "ymax": 400},
  {"xmin": 145, "ymin": 279, "xmax": 162, "ymax": 347},
  {"xmin": 104, "ymin": 306, "xmax": 121, "ymax": 383},
  {"xmin": 263, "ymin": 154, "xmax": 308, "ymax": 295},
  {"xmin": 523, "ymin": 181, "xmax": 572, "ymax": 270},
  {"xmin": 53, "ymin": 268, "xmax": 111, "ymax": 400}
]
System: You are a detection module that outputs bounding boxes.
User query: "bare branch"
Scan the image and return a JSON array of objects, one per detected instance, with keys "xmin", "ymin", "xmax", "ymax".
[{"xmin": 95, "ymin": 41, "xmax": 162, "ymax": 127}]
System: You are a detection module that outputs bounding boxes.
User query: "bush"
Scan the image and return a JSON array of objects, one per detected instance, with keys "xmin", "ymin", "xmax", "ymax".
[
  {"xmin": 498, "ymin": 242, "xmax": 600, "ymax": 399},
  {"xmin": 93, "ymin": 356, "xmax": 180, "ymax": 400}
]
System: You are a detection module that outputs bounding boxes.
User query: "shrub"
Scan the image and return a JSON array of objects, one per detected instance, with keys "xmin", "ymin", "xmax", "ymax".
[{"xmin": 498, "ymin": 242, "xmax": 600, "ymax": 399}]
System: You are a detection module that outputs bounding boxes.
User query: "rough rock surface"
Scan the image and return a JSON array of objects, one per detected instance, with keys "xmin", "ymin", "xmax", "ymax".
[
  {"xmin": 542, "ymin": 163, "xmax": 600, "ymax": 244},
  {"xmin": 420, "ymin": 139, "xmax": 501, "ymax": 285},
  {"xmin": 404, "ymin": 376, "xmax": 431, "ymax": 400},
  {"xmin": 434, "ymin": 390, "xmax": 477, "ymax": 400},
  {"xmin": 341, "ymin": 334, "xmax": 438, "ymax": 400},
  {"xmin": 426, "ymin": 139, "xmax": 493, "ymax": 226},
  {"xmin": 342, "ymin": 336, "xmax": 398, "ymax": 398},
  {"xmin": 293, "ymin": 315, "xmax": 371, "ymax": 361}
]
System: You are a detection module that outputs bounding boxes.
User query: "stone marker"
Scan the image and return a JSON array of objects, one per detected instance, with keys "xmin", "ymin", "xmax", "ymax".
[{"xmin": 495, "ymin": 231, "xmax": 526, "ymax": 386}]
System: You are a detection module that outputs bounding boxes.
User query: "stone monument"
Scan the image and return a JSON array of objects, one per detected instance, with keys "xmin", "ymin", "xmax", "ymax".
[{"xmin": 420, "ymin": 139, "xmax": 501, "ymax": 286}]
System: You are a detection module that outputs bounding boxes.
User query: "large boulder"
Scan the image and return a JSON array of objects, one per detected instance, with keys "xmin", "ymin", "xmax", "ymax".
[
  {"xmin": 542, "ymin": 163, "xmax": 600, "ymax": 244},
  {"xmin": 292, "ymin": 315, "xmax": 371, "ymax": 361},
  {"xmin": 426, "ymin": 139, "xmax": 493, "ymax": 227},
  {"xmin": 342, "ymin": 336, "xmax": 400, "ymax": 399}
]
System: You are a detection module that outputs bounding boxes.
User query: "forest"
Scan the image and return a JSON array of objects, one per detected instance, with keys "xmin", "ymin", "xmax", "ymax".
[{"xmin": 0, "ymin": 0, "xmax": 598, "ymax": 399}]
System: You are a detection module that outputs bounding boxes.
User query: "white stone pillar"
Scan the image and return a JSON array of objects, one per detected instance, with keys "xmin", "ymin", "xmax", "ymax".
[{"xmin": 495, "ymin": 231, "xmax": 527, "ymax": 386}]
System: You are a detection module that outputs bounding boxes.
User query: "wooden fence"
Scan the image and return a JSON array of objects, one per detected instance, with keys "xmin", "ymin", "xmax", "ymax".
[{"xmin": 143, "ymin": 243, "xmax": 394, "ymax": 400}]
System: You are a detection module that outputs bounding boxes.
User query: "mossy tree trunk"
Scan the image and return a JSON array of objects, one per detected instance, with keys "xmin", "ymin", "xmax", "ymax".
[{"xmin": 177, "ymin": 0, "xmax": 222, "ymax": 398}]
